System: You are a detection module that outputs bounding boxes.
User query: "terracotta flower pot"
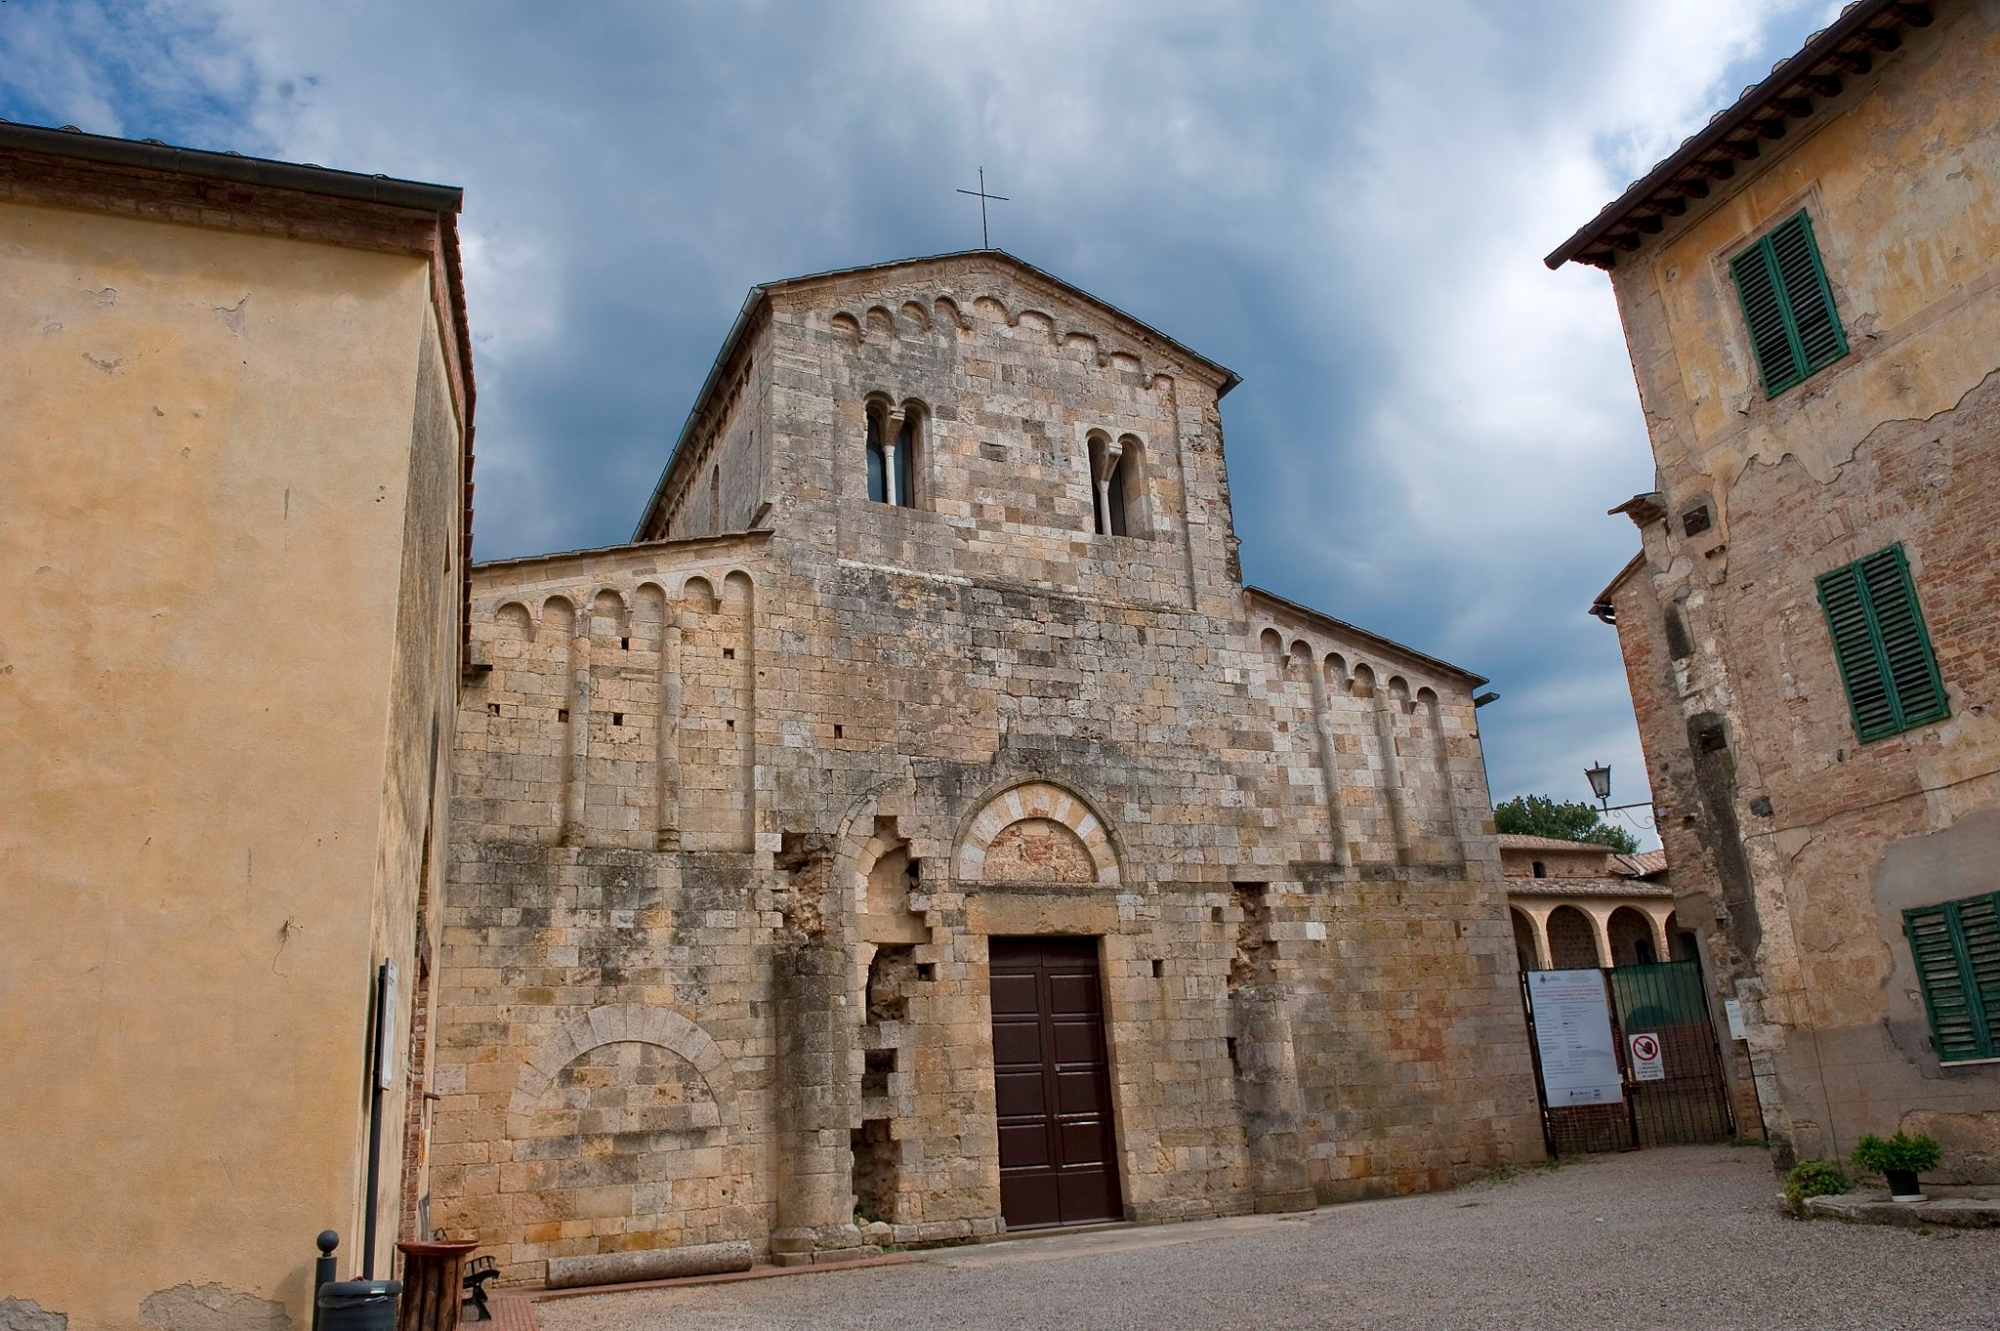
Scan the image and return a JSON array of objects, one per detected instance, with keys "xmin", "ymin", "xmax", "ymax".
[{"xmin": 1885, "ymin": 1168, "xmax": 1924, "ymax": 1201}]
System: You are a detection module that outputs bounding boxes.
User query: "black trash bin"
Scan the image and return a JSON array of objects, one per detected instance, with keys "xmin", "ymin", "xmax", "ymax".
[{"xmin": 316, "ymin": 1280, "xmax": 401, "ymax": 1331}]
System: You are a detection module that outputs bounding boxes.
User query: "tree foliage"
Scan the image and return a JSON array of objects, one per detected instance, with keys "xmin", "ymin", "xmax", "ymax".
[{"xmin": 1492, "ymin": 794, "xmax": 1640, "ymax": 854}]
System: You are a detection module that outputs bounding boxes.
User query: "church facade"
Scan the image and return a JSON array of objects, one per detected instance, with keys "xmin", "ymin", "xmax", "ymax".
[{"xmin": 430, "ymin": 252, "xmax": 1542, "ymax": 1281}]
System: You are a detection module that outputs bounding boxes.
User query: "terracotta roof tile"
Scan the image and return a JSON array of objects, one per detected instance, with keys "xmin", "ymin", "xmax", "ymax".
[{"xmin": 1496, "ymin": 833, "xmax": 1609, "ymax": 853}]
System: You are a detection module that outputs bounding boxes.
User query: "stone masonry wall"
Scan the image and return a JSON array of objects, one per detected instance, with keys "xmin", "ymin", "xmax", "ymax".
[{"xmin": 430, "ymin": 253, "xmax": 1543, "ymax": 1282}]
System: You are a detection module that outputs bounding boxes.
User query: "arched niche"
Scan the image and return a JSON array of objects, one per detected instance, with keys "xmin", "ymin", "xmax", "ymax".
[
  {"xmin": 541, "ymin": 594, "xmax": 576, "ymax": 636},
  {"xmin": 507, "ymin": 1003, "xmax": 738, "ymax": 1137},
  {"xmin": 855, "ymin": 822, "xmax": 927, "ymax": 946},
  {"xmin": 495, "ymin": 600, "xmax": 534, "ymax": 642},
  {"xmin": 681, "ymin": 575, "xmax": 720, "ymax": 615}
]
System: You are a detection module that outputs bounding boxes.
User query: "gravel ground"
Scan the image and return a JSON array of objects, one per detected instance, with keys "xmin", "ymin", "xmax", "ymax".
[{"xmin": 535, "ymin": 1146, "xmax": 2000, "ymax": 1331}]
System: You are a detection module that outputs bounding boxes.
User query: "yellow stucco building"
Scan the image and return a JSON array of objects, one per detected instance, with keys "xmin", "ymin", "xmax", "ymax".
[{"xmin": 0, "ymin": 124, "xmax": 472, "ymax": 1328}]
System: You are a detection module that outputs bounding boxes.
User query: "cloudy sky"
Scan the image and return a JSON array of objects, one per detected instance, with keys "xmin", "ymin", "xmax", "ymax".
[{"xmin": 2, "ymin": 0, "xmax": 1848, "ymax": 841}]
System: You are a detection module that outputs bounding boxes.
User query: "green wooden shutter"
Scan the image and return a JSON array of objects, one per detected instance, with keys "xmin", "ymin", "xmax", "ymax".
[
  {"xmin": 1859, "ymin": 546, "xmax": 1948, "ymax": 728},
  {"xmin": 1904, "ymin": 895, "xmax": 2000, "ymax": 1063},
  {"xmin": 1768, "ymin": 213, "xmax": 1847, "ymax": 374},
  {"xmin": 1817, "ymin": 563, "xmax": 1896, "ymax": 740},
  {"xmin": 1730, "ymin": 210, "xmax": 1847, "ymax": 398},
  {"xmin": 1731, "ymin": 241, "xmax": 1802, "ymax": 395},
  {"xmin": 1816, "ymin": 544, "xmax": 1947, "ymax": 742},
  {"xmin": 1959, "ymin": 896, "xmax": 2000, "ymax": 1058}
]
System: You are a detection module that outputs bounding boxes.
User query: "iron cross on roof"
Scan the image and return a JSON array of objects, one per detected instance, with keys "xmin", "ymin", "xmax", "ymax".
[{"xmin": 956, "ymin": 168, "xmax": 1009, "ymax": 250}]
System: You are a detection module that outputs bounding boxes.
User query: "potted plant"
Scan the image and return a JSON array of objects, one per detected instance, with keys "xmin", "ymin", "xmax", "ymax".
[{"xmin": 1850, "ymin": 1131, "xmax": 1942, "ymax": 1202}]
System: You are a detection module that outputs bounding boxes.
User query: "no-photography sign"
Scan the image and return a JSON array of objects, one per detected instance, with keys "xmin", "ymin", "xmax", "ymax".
[{"xmin": 1628, "ymin": 1031, "xmax": 1666, "ymax": 1082}]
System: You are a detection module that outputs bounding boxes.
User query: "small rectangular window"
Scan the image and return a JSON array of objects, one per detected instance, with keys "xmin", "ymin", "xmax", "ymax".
[
  {"xmin": 1815, "ymin": 543, "xmax": 1947, "ymax": 743},
  {"xmin": 1729, "ymin": 210, "xmax": 1848, "ymax": 397},
  {"xmin": 1904, "ymin": 893, "xmax": 2000, "ymax": 1063}
]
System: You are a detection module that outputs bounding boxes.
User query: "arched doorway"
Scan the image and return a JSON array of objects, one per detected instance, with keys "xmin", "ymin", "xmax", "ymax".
[
  {"xmin": 1510, "ymin": 907, "xmax": 1540, "ymax": 974},
  {"xmin": 956, "ymin": 781, "xmax": 1123, "ymax": 1229},
  {"xmin": 1547, "ymin": 905, "xmax": 1600, "ymax": 970},
  {"xmin": 1608, "ymin": 906, "xmax": 1655, "ymax": 966},
  {"xmin": 1666, "ymin": 911, "xmax": 1699, "ymax": 962}
]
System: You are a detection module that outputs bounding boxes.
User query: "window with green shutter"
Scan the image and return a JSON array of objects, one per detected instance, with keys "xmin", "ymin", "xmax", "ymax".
[
  {"xmin": 1904, "ymin": 893, "xmax": 2000, "ymax": 1063},
  {"xmin": 1815, "ymin": 544, "xmax": 1948, "ymax": 743},
  {"xmin": 1729, "ymin": 210, "xmax": 1848, "ymax": 397}
]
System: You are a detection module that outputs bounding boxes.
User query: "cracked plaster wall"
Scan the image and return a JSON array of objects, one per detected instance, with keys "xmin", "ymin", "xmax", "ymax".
[{"xmin": 1603, "ymin": 0, "xmax": 2000, "ymax": 1175}]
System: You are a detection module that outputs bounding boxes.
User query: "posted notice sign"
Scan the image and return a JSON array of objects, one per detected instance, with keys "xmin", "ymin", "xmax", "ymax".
[
  {"xmin": 1528, "ymin": 969, "xmax": 1624, "ymax": 1106},
  {"xmin": 1628, "ymin": 1031, "xmax": 1666, "ymax": 1082}
]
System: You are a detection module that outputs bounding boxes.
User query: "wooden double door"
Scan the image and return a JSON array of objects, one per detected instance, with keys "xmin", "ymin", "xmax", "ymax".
[{"xmin": 988, "ymin": 936, "xmax": 1123, "ymax": 1229}]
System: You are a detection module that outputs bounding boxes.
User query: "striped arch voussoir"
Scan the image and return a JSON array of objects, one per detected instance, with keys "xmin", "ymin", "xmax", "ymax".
[
  {"xmin": 954, "ymin": 781, "xmax": 1120, "ymax": 887},
  {"xmin": 506, "ymin": 1003, "xmax": 738, "ymax": 1135}
]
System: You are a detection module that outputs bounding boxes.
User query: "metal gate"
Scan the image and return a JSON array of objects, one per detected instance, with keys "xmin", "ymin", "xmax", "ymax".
[{"xmin": 1521, "ymin": 960, "xmax": 1734, "ymax": 1156}]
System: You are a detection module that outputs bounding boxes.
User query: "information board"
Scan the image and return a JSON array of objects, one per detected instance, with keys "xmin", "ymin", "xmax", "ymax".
[{"xmin": 1528, "ymin": 968, "xmax": 1624, "ymax": 1106}]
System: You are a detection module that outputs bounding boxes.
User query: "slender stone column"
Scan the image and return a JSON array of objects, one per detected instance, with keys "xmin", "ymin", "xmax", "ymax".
[
  {"xmin": 654, "ymin": 615, "xmax": 683, "ymax": 850},
  {"xmin": 1588, "ymin": 908, "xmax": 1615, "ymax": 969},
  {"xmin": 1648, "ymin": 907, "xmax": 1673, "ymax": 960},
  {"xmin": 1373, "ymin": 701, "xmax": 1414, "ymax": 864},
  {"xmin": 1425, "ymin": 696, "xmax": 1468, "ymax": 863},
  {"xmin": 884, "ymin": 410, "xmax": 904, "ymax": 506},
  {"xmin": 1302, "ymin": 651, "xmax": 1350, "ymax": 868},
  {"xmin": 559, "ymin": 621, "xmax": 590, "ymax": 846},
  {"xmin": 1093, "ymin": 439, "xmax": 1124, "ymax": 535},
  {"xmin": 1532, "ymin": 911, "xmax": 1555, "ymax": 970}
]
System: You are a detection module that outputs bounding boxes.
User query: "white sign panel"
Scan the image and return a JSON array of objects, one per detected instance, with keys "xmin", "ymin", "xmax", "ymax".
[
  {"xmin": 375, "ymin": 961, "xmax": 399, "ymax": 1091},
  {"xmin": 1628, "ymin": 1031, "xmax": 1666, "ymax": 1082},
  {"xmin": 1528, "ymin": 969, "xmax": 1624, "ymax": 1106},
  {"xmin": 1724, "ymin": 999, "xmax": 1747, "ymax": 1041}
]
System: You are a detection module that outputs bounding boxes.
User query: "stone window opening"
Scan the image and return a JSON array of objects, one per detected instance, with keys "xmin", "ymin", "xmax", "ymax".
[
  {"xmin": 1532, "ymin": 860, "xmax": 1546, "ymax": 879},
  {"xmin": 865, "ymin": 396, "xmax": 922, "ymax": 509},
  {"xmin": 1087, "ymin": 431, "xmax": 1148, "ymax": 538},
  {"xmin": 862, "ymin": 1048, "xmax": 895, "ymax": 1097},
  {"xmin": 866, "ymin": 944, "xmax": 916, "ymax": 1024}
]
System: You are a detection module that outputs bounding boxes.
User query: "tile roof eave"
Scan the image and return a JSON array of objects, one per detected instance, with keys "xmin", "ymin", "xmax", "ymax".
[{"xmin": 1545, "ymin": 0, "xmax": 1928, "ymax": 270}]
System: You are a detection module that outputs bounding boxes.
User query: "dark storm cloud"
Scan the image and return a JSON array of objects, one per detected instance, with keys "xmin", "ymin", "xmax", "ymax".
[{"xmin": 0, "ymin": 0, "xmax": 1841, "ymax": 839}]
